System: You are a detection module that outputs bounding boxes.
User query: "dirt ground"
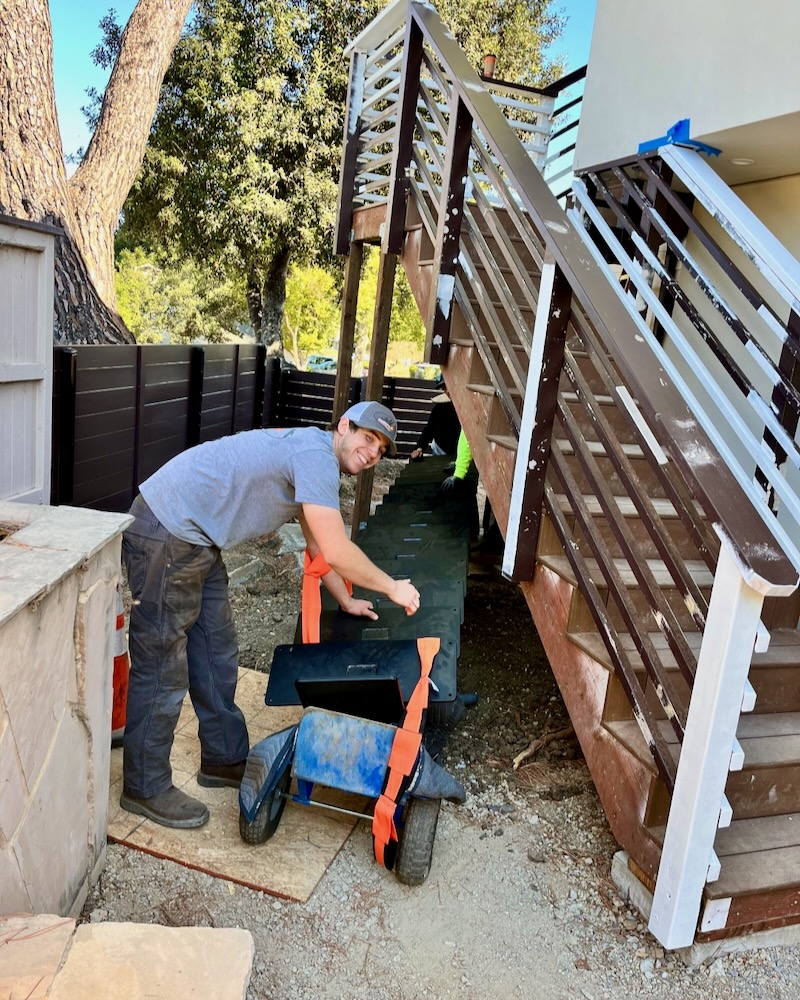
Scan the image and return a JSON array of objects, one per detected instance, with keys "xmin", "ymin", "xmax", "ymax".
[{"xmin": 86, "ymin": 460, "xmax": 800, "ymax": 999}]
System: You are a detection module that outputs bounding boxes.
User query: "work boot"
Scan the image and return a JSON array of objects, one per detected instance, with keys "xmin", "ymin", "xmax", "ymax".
[
  {"xmin": 197, "ymin": 760, "xmax": 247, "ymax": 788},
  {"xmin": 119, "ymin": 786, "xmax": 209, "ymax": 829}
]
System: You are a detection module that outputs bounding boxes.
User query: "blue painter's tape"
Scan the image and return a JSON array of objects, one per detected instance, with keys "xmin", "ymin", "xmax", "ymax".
[{"xmin": 638, "ymin": 118, "xmax": 721, "ymax": 158}]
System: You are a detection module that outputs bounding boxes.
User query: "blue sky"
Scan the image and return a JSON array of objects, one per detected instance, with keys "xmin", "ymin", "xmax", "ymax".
[{"xmin": 50, "ymin": 0, "xmax": 596, "ymax": 158}]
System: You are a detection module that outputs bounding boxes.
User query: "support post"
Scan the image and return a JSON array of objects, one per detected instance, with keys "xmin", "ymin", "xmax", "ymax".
[
  {"xmin": 649, "ymin": 539, "xmax": 765, "ymax": 948},
  {"xmin": 333, "ymin": 241, "xmax": 364, "ymax": 420},
  {"xmin": 52, "ymin": 347, "xmax": 77, "ymax": 505},
  {"xmin": 335, "ymin": 51, "xmax": 368, "ymax": 256},
  {"xmin": 384, "ymin": 17, "xmax": 424, "ymax": 254},
  {"xmin": 426, "ymin": 93, "xmax": 472, "ymax": 365},
  {"xmin": 351, "ymin": 250, "xmax": 397, "ymax": 537},
  {"xmin": 502, "ymin": 258, "xmax": 571, "ymax": 581}
]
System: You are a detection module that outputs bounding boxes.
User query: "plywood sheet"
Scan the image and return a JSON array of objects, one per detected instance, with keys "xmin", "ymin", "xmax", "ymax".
[{"xmin": 107, "ymin": 668, "xmax": 359, "ymax": 902}]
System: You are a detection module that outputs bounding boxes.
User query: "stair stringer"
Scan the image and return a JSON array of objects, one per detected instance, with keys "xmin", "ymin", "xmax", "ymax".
[
  {"xmin": 400, "ymin": 227, "xmax": 668, "ymax": 889},
  {"xmin": 520, "ymin": 565, "xmax": 663, "ymax": 882}
]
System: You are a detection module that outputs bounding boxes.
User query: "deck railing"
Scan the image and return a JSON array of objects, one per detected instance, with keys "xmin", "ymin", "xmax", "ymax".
[{"xmin": 336, "ymin": 1, "xmax": 799, "ymax": 948}]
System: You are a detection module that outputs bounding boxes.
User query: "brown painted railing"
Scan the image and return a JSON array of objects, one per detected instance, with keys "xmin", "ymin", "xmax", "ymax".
[{"xmin": 335, "ymin": 1, "xmax": 799, "ymax": 797}]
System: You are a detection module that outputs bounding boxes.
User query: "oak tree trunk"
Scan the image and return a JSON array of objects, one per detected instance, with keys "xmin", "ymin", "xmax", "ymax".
[
  {"xmin": 0, "ymin": 0, "xmax": 193, "ymax": 343},
  {"xmin": 260, "ymin": 245, "xmax": 291, "ymax": 358}
]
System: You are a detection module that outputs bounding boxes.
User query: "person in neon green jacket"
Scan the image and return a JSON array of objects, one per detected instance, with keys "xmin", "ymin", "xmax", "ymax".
[
  {"xmin": 441, "ymin": 430, "xmax": 503, "ymax": 554},
  {"xmin": 440, "ymin": 430, "xmax": 474, "ymax": 490}
]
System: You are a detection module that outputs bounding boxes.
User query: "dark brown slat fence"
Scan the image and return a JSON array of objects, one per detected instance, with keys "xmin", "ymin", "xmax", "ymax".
[{"xmin": 51, "ymin": 344, "xmax": 439, "ymax": 512}]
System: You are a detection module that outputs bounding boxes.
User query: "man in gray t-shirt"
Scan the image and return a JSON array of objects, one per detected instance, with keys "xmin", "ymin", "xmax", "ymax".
[{"xmin": 120, "ymin": 401, "xmax": 420, "ymax": 830}]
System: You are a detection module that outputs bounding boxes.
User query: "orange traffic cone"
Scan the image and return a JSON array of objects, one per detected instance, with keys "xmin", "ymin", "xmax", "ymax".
[{"xmin": 112, "ymin": 586, "xmax": 129, "ymax": 748}]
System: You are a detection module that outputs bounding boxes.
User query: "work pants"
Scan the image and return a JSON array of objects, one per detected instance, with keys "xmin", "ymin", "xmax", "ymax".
[{"xmin": 121, "ymin": 496, "xmax": 249, "ymax": 798}]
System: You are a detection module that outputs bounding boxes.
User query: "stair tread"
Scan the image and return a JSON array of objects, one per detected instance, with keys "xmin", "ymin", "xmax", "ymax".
[
  {"xmin": 571, "ymin": 628, "xmax": 800, "ymax": 672},
  {"xmin": 555, "ymin": 437, "xmax": 645, "ymax": 459},
  {"xmin": 651, "ymin": 813, "xmax": 800, "ymax": 857},
  {"xmin": 649, "ymin": 813, "xmax": 800, "ymax": 899},
  {"xmin": 708, "ymin": 843, "xmax": 800, "ymax": 899},
  {"xmin": 553, "ymin": 493, "xmax": 687, "ymax": 519},
  {"xmin": 486, "ymin": 433, "xmax": 518, "ymax": 452},
  {"xmin": 606, "ymin": 716, "xmax": 800, "ymax": 763},
  {"xmin": 539, "ymin": 552, "xmax": 714, "ymax": 588}
]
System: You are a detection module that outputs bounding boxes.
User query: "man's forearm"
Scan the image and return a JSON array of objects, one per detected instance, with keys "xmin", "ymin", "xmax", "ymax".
[{"xmin": 324, "ymin": 538, "xmax": 401, "ymax": 598}]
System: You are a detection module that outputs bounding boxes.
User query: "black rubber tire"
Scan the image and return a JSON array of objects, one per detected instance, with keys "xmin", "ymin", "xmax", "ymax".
[
  {"xmin": 395, "ymin": 797, "xmax": 441, "ymax": 885},
  {"xmin": 239, "ymin": 767, "xmax": 291, "ymax": 845},
  {"xmin": 426, "ymin": 696, "xmax": 465, "ymax": 731}
]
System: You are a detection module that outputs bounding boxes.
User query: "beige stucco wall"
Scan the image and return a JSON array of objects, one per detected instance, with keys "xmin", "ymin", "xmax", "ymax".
[
  {"xmin": 575, "ymin": 0, "xmax": 800, "ymax": 172},
  {"xmin": 733, "ymin": 174, "xmax": 800, "ymax": 260},
  {"xmin": 0, "ymin": 503, "xmax": 130, "ymax": 916}
]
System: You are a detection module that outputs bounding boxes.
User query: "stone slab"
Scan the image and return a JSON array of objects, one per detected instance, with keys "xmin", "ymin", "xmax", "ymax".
[
  {"xmin": 0, "ymin": 503, "xmax": 131, "ymax": 626},
  {"xmin": 48, "ymin": 923, "xmax": 254, "ymax": 1000},
  {"xmin": 109, "ymin": 667, "xmax": 360, "ymax": 902},
  {"xmin": 0, "ymin": 913, "xmax": 76, "ymax": 999}
]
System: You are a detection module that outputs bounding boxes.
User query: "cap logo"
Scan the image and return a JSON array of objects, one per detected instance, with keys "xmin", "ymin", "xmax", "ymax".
[{"xmin": 376, "ymin": 416, "xmax": 394, "ymax": 433}]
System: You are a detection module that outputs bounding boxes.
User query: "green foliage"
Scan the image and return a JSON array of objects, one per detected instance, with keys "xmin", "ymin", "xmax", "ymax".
[
  {"xmin": 282, "ymin": 264, "xmax": 340, "ymax": 366},
  {"xmin": 436, "ymin": 0, "xmax": 567, "ymax": 85},
  {"xmin": 119, "ymin": 0, "xmax": 386, "ymax": 343},
  {"xmin": 116, "ymin": 0, "xmax": 565, "ymax": 348},
  {"xmin": 355, "ymin": 248, "xmax": 425, "ymax": 365},
  {"xmin": 115, "ymin": 247, "xmax": 248, "ymax": 344}
]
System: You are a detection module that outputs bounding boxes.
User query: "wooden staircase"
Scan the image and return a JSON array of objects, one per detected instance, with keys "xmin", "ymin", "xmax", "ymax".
[{"xmin": 337, "ymin": 0, "xmax": 800, "ymax": 949}]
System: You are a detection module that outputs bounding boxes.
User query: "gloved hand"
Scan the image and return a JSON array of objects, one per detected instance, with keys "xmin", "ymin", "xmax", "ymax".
[{"xmin": 441, "ymin": 475, "xmax": 461, "ymax": 492}]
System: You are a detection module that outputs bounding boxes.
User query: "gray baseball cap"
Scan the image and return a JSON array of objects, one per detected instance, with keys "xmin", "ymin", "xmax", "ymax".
[{"xmin": 340, "ymin": 400, "xmax": 398, "ymax": 456}]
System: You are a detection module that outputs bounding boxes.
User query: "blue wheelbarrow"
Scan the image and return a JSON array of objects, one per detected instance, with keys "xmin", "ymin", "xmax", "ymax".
[{"xmin": 238, "ymin": 706, "xmax": 466, "ymax": 885}]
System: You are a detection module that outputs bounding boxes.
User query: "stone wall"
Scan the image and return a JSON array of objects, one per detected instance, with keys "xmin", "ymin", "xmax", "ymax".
[{"xmin": 0, "ymin": 502, "xmax": 131, "ymax": 916}]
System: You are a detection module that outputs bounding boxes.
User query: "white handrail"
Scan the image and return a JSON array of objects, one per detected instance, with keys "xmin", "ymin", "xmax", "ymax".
[{"xmin": 661, "ymin": 145, "xmax": 800, "ymax": 314}]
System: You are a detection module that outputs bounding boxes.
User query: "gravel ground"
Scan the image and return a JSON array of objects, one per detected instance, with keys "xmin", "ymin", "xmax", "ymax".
[{"xmin": 89, "ymin": 461, "xmax": 800, "ymax": 999}]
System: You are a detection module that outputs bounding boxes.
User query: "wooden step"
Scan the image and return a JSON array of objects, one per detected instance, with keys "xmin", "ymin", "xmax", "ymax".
[
  {"xmin": 538, "ymin": 552, "xmax": 714, "ymax": 590},
  {"xmin": 572, "ymin": 629, "xmax": 800, "ymax": 714},
  {"xmin": 648, "ymin": 813, "xmax": 800, "ymax": 899},
  {"xmin": 606, "ymin": 716, "xmax": 800, "ymax": 820},
  {"xmin": 486, "ymin": 433, "xmax": 517, "ymax": 452},
  {"xmin": 553, "ymin": 494, "xmax": 690, "ymax": 519},
  {"xmin": 554, "ymin": 437, "xmax": 646, "ymax": 460}
]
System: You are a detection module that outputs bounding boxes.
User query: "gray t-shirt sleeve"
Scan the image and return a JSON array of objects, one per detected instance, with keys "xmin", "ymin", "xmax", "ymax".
[{"xmin": 291, "ymin": 447, "xmax": 341, "ymax": 510}]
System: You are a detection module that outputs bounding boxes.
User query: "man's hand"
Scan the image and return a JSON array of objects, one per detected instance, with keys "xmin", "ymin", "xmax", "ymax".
[
  {"xmin": 441, "ymin": 474, "xmax": 461, "ymax": 492},
  {"xmin": 409, "ymin": 447, "xmax": 424, "ymax": 462},
  {"xmin": 388, "ymin": 578, "xmax": 421, "ymax": 616},
  {"xmin": 340, "ymin": 597, "xmax": 379, "ymax": 620}
]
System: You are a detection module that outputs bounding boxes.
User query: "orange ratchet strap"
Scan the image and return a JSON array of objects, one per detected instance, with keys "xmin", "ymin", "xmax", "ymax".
[
  {"xmin": 301, "ymin": 549, "xmax": 352, "ymax": 644},
  {"xmin": 372, "ymin": 636, "xmax": 440, "ymax": 868}
]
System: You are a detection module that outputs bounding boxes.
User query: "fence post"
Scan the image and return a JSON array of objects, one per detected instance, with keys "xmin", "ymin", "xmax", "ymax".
[
  {"xmin": 261, "ymin": 356, "xmax": 281, "ymax": 427},
  {"xmin": 188, "ymin": 346, "xmax": 206, "ymax": 446},
  {"xmin": 230, "ymin": 343, "xmax": 241, "ymax": 434},
  {"xmin": 253, "ymin": 344, "xmax": 267, "ymax": 428},
  {"xmin": 51, "ymin": 347, "xmax": 77, "ymax": 505},
  {"xmin": 132, "ymin": 347, "xmax": 145, "ymax": 498}
]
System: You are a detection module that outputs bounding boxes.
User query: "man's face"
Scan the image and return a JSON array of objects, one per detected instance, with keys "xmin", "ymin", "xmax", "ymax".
[{"xmin": 336, "ymin": 418, "xmax": 388, "ymax": 474}]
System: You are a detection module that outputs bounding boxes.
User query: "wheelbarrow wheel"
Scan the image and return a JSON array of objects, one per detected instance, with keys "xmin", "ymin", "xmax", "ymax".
[
  {"xmin": 239, "ymin": 767, "xmax": 291, "ymax": 845},
  {"xmin": 426, "ymin": 696, "xmax": 465, "ymax": 731},
  {"xmin": 395, "ymin": 797, "xmax": 441, "ymax": 886}
]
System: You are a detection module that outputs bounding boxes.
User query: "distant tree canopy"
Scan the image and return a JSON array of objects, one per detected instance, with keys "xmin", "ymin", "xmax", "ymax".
[
  {"xmin": 117, "ymin": 0, "xmax": 386, "ymax": 355},
  {"xmin": 0, "ymin": 0, "xmax": 194, "ymax": 343},
  {"xmin": 117, "ymin": 0, "xmax": 566, "ymax": 353}
]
